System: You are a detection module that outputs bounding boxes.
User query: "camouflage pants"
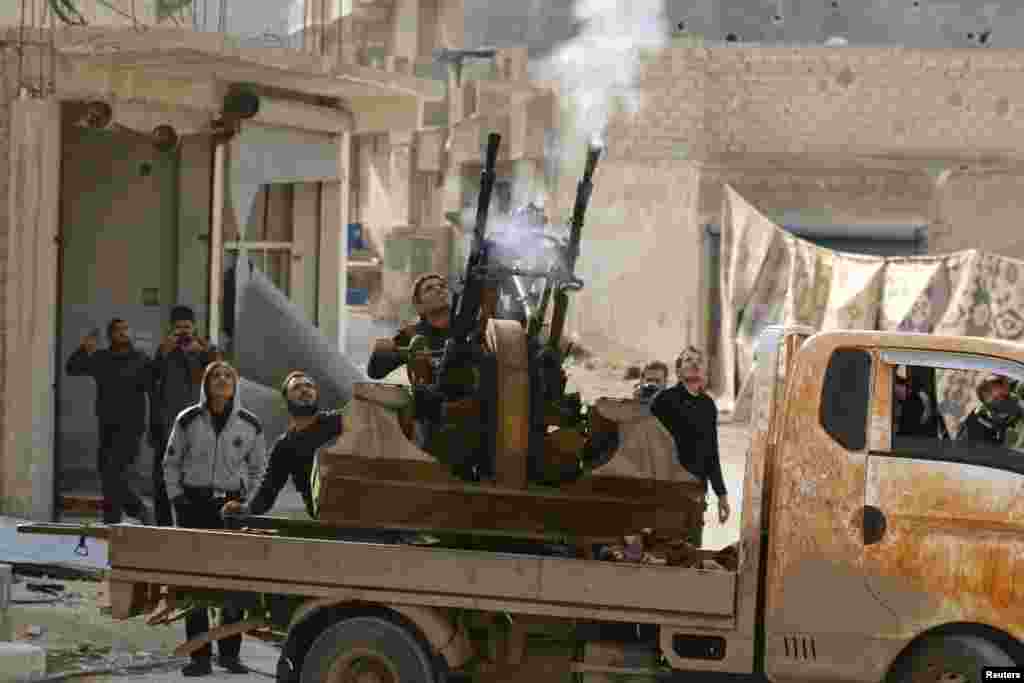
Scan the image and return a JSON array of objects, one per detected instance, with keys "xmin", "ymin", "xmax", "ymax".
[
  {"xmin": 686, "ymin": 495, "xmax": 706, "ymax": 548},
  {"xmin": 686, "ymin": 518, "xmax": 704, "ymax": 549}
]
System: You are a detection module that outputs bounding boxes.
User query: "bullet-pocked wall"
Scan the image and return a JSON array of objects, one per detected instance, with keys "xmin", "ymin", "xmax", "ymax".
[
  {"xmin": 554, "ymin": 157, "xmax": 704, "ymax": 368},
  {"xmin": 562, "ymin": 45, "xmax": 1024, "ymax": 380},
  {"xmin": 0, "ymin": 48, "xmax": 14, "ymax": 512}
]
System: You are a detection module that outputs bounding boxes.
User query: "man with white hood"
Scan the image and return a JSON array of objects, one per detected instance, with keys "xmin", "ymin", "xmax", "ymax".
[{"xmin": 163, "ymin": 360, "xmax": 266, "ymax": 677}]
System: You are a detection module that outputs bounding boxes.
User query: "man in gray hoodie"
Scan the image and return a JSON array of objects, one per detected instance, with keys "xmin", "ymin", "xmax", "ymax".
[
  {"xmin": 149, "ymin": 305, "xmax": 219, "ymax": 525},
  {"xmin": 163, "ymin": 360, "xmax": 265, "ymax": 677}
]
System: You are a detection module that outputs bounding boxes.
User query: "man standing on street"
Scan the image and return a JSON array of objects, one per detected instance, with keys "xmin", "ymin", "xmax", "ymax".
[
  {"xmin": 221, "ymin": 371, "xmax": 344, "ymax": 520},
  {"xmin": 163, "ymin": 360, "xmax": 265, "ymax": 677},
  {"xmin": 65, "ymin": 319, "xmax": 153, "ymax": 525},
  {"xmin": 149, "ymin": 305, "xmax": 218, "ymax": 526},
  {"xmin": 650, "ymin": 346, "xmax": 730, "ymax": 548}
]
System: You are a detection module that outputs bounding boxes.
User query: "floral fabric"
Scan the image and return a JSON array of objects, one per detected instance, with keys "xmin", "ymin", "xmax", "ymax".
[{"xmin": 719, "ymin": 185, "xmax": 1024, "ymax": 434}]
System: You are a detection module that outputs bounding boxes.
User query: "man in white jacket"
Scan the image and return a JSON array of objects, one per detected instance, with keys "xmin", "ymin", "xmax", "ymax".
[{"xmin": 163, "ymin": 360, "xmax": 266, "ymax": 677}]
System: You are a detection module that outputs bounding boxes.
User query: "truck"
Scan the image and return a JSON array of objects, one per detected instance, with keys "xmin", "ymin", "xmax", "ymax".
[{"xmin": 24, "ymin": 323, "xmax": 1024, "ymax": 682}]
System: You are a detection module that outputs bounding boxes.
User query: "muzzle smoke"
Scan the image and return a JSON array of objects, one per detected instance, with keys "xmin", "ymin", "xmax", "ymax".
[{"xmin": 533, "ymin": 0, "xmax": 668, "ymax": 153}]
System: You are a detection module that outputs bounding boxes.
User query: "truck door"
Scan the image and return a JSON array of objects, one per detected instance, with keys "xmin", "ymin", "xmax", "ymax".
[
  {"xmin": 764, "ymin": 342, "xmax": 902, "ymax": 683},
  {"xmin": 863, "ymin": 349, "xmax": 1024, "ymax": 638}
]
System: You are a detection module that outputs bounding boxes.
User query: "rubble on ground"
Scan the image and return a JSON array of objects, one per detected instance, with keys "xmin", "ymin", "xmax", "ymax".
[{"xmin": 598, "ymin": 531, "xmax": 740, "ymax": 571}]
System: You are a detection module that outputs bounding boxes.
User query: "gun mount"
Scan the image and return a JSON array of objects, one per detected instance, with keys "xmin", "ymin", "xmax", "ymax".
[
  {"xmin": 310, "ymin": 133, "xmax": 703, "ymax": 543},
  {"xmin": 389, "ymin": 140, "xmax": 606, "ymax": 486}
]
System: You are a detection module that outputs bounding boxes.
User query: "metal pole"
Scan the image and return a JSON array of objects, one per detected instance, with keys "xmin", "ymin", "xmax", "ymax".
[
  {"xmin": 208, "ymin": 142, "xmax": 226, "ymax": 347},
  {"xmin": 336, "ymin": 130, "xmax": 351, "ymax": 352}
]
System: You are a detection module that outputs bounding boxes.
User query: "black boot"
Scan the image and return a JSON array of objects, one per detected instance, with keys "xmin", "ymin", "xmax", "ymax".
[
  {"xmin": 217, "ymin": 656, "xmax": 249, "ymax": 674},
  {"xmin": 181, "ymin": 658, "xmax": 213, "ymax": 677}
]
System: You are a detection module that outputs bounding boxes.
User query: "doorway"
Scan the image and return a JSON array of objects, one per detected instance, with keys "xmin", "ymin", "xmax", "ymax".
[{"xmin": 56, "ymin": 122, "xmax": 181, "ymax": 501}]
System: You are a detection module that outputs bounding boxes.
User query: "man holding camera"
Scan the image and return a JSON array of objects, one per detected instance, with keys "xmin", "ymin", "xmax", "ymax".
[
  {"xmin": 66, "ymin": 319, "xmax": 153, "ymax": 524},
  {"xmin": 148, "ymin": 305, "xmax": 219, "ymax": 526},
  {"xmin": 633, "ymin": 361, "xmax": 669, "ymax": 403}
]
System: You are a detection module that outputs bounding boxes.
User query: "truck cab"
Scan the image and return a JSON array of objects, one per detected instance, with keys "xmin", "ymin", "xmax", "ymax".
[{"xmin": 755, "ymin": 326, "xmax": 1024, "ymax": 681}]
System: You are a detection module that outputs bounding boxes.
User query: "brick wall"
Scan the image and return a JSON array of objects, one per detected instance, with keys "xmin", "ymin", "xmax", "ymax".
[
  {"xmin": 932, "ymin": 171, "xmax": 1024, "ymax": 259},
  {"xmin": 557, "ymin": 160, "xmax": 703, "ymax": 366},
  {"xmin": 700, "ymin": 167, "xmax": 936, "ymax": 226},
  {"xmin": 0, "ymin": 49, "xmax": 12, "ymax": 507},
  {"xmin": 564, "ymin": 45, "xmax": 1024, "ymax": 379},
  {"xmin": 621, "ymin": 47, "xmax": 1024, "ymax": 162}
]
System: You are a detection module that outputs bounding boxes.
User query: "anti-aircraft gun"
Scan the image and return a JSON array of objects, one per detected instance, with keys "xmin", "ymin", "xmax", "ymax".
[
  {"xmin": 312, "ymin": 133, "xmax": 705, "ymax": 541},
  {"xmin": 401, "ymin": 134, "xmax": 604, "ymax": 486}
]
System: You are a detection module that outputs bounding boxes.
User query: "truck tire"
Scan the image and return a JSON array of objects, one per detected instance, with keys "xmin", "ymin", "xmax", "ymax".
[
  {"xmin": 888, "ymin": 634, "xmax": 1014, "ymax": 683},
  {"xmin": 300, "ymin": 616, "xmax": 438, "ymax": 683}
]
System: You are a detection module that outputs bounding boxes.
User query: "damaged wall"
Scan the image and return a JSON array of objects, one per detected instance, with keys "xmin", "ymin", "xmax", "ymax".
[
  {"xmin": 559, "ymin": 160, "xmax": 702, "ymax": 367},
  {"xmin": 0, "ymin": 49, "xmax": 11, "ymax": 513},
  {"xmin": 930, "ymin": 170, "xmax": 1024, "ymax": 259},
  {"xmin": 632, "ymin": 47, "xmax": 1024, "ymax": 163},
  {"xmin": 699, "ymin": 168, "xmax": 935, "ymax": 227},
  {"xmin": 559, "ymin": 45, "xmax": 1024, "ymax": 377}
]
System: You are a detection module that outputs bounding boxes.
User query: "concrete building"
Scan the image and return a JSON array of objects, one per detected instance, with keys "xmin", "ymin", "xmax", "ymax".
[
  {"xmin": 0, "ymin": 0, "xmax": 558, "ymax": 519},
  {"xmin": 545, "ymin": 44, "xmax": 1024, "ymax": 401}
]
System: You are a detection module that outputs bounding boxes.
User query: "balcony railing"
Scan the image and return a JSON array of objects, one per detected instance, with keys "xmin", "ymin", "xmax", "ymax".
[{"xmin": 1, "ymin": 1, "xmax": 343, "ymax": 53}]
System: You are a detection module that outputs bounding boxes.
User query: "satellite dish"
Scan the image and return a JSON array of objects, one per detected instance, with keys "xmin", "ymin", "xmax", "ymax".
[
  {"xmin": 81, "ymin": 101, "xmax": 113, "ymax": 129},
  {"xmin": 223, "ymin": 85, "xmax": 261, "ymax": 120},
  {"xmin": 152, "ymin": 124, "xmax": 179, "ymax": 152}
]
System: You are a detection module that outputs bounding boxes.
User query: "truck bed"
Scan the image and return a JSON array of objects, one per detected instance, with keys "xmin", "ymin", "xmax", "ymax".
[{"xmin": 107, "ymin": 526, "xmax": 737, "ymax": 627}]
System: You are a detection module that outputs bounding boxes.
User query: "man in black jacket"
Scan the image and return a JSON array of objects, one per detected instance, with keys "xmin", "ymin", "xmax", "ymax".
[
  {"xmin": 148, "ymin": 305, "xmax": 218, "ymax": 525},
  {"xmin": 650, "ymin": 346, "xmax": 729, "ymax": 548},
  {"xmin": 221, "ymin": 371, "xmax": 343, "ymax": 519},
  {"xmin": 367, "ymin": 273, "xmax": 451, "ymax": 381},
  {"xmin": 65, "ymin": 319, "xmax": 153, "ymax": 524},
  {"xmin": 958, "ymin": 373, "xmax": 1022, "ymax": 445}
]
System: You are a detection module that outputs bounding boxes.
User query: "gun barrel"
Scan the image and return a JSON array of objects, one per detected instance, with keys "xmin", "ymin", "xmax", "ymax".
[
  {"xmin": 547, "ymin": 143, "xmax": 602, "ymax": 353},
  {"xmin": 473, "ymin": 132, "xmax": 502, "ymax": 244},
  {"xmin": 583, "ymin": 143, "xmax": 601, "ymax": 180},
  {"xmin": 449, "ymin": 132, "xmax": 502, "ymax": 340}
]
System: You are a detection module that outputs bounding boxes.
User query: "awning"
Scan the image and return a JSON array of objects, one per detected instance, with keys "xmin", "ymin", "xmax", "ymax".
[{"xmin": 51, "ymin": 26, "xmax": 443, "ymax": 101}]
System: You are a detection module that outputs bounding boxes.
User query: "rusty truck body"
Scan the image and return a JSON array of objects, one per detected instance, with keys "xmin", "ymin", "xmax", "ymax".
[{"xmin": 77, "ymin": 326, "xmax": 1024, "ymax": 680}]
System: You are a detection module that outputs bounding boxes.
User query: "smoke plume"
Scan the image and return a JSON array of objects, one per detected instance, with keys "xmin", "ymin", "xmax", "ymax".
[{"xmin": 534, "ymin": 0, "xmax": 668, "ymax": 150}]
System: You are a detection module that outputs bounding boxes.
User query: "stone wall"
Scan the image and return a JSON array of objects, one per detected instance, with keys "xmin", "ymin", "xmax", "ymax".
[
  {"xmin": 556, "ymin": 46, "xmax": 1024, "ymax": 378},
  {"xmin": 931, "ymin": 170, "xmax": 1024, "ymax": 258},
  {"xmin": 620, "ymin": 47, "xmax": 1024, "ymax": 163},
  {"xmin": 558, "ymin": 160, "xmax": 703, "ymax": 367},
  {"xmin": 0, "ymin": 49, "xmax": 13, "ymax": 512}
]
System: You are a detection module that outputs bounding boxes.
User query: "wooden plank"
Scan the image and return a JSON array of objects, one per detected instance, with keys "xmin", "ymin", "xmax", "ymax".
[
  {"xmin": 174, "ymin": 619, "xmax": 268, "ymax": 658},
  {"xmin": 315, "ymin": 475, "xmax": 703, "ymax": 538},
  {"xmin": 109, "ymin": 568, "xmax": 737, "ymax": 628},
  {"xmin": 108, "ymin": 527, "xmax": 736, "ymax": 617},
  {"xmin": 108, "ymin": 579, "xmax": 155, "ymax": 620},
  {"xmin": 58, "ymin": 495, "xmax": 104, "ymax": 515}
]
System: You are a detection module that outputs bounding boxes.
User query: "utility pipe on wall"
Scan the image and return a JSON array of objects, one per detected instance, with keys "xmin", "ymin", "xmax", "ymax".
[{"xmin": 208, "ymin": 141, "xmax": 226, "ymax": 347}]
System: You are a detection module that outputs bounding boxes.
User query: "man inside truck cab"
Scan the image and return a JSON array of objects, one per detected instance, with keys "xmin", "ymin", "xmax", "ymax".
[
  {"xmin": 894, "ymin": 371, "xmax": 936, "ymax": 438},
  {"xmin": 958, "ymin": 373, "xmax": 1024, "ymax": 444},
  {"xmin": 650, "ymin": 346, "xmax": 730, "ymax": 547}
]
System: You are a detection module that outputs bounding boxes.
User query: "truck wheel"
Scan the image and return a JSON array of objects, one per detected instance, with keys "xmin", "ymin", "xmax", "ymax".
[
  {"xmin": 300, "ymin": 616, "xmax": 438, "ymax": 683},
  {"xmin": 889, "ymin": 634, "xmax": 1014, "ymax": 683}
]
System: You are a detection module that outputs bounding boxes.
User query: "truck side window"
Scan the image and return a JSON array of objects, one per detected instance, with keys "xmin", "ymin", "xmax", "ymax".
[{"xmin": 820, "ymin": 348, "xmax": 871, "ymax": 450}]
